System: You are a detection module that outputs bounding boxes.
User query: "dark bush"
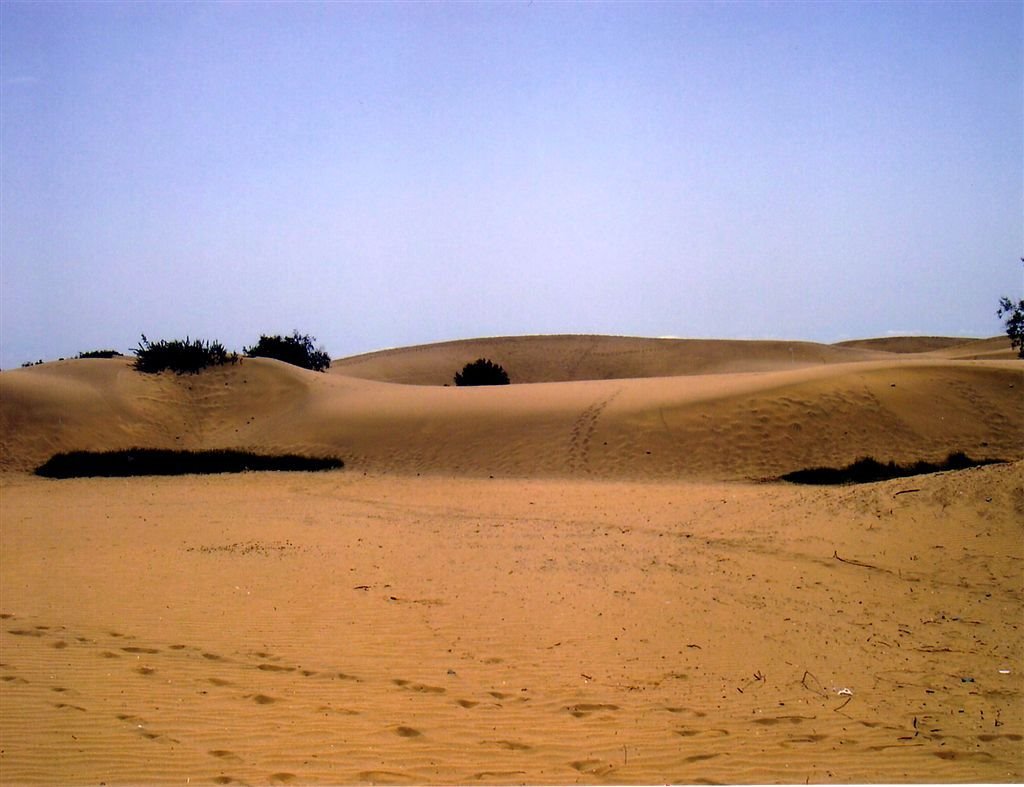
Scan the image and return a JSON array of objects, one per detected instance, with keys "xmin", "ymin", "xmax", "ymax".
[
  {"xmin": 780, "ymin": 452, "xmax": 1004, "ymax": 485},
  {"xmin": 454, "ymin": 358, "xmax": 510, "ymax": 386},
  {"xmin": 77, "ymin": 349, "xmax": 124, "ymax": 359},
  {"xmin": 133, "ymin": 335, "xmax": 237, "ymax": 375},
  {"xmin": 36, "ymin": 448, "xmax": 343, "ymax": 478},
  {"xmin": 245, "ymin": 331, "xmax": 331, "ymax": 372}
]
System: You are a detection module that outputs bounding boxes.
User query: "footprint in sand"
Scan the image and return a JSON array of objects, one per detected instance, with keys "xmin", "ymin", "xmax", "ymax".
[
  {"xmin": 52, "ymin": 702, "xmax": 87, "ymax": 712},
  {"xmin": 684, "ymin": 753, "xmax": 721, "ymax": 763},
  {"xmin": 392, "ymin": 678, "xmax": 445, "ymax": 694},
  {"xmin": 357, "ymin": 771, "xmax": 415, "ymax": 783},
  {"xmin": 665, "ymin": 706, "xmax": 708, "ymax": 718},
  {"xmin": 393, "ymin": 726, "xmax": 423, "ymax": 738},
  {"xmin": 752, "ymin": 714, "xmax": 816, "ymax": 726},
  {"xmin": 208, "ymin": 750, "xmax": 243, "ymax": 762},
  {"xmin": 675, "ymin": 728, "xmax": 729, "ymax": 738},
  {"xmin": 122, "ymin": 646, "xmax": 159, "ymax": 654},
  {"xmin": 571, "ymin": 759, "xmax": 615, "ymax": 776},
  {"xmin": 483, "ymin": 740, "xmax": 532, "ymax": 751},
  {"xmin": 247, "ymin": 693, "xmax": 277, "ymax": 705},
  {"xmin": 566, "ymin": 702, "xmax": 619, "ymax": 718}
]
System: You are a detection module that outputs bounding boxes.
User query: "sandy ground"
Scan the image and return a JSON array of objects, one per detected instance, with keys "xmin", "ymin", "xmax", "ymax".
[{"xmin": 1, "ymin": 335, "xmax": 1021, "ymax": 784}]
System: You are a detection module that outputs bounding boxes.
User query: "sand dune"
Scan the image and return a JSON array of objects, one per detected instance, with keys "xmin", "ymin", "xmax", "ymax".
[
  {"xmin": 329, "ymin": 335, "xmax": 898, "ymax": 385},
  {"xmin": 1, "ymin": 338, "xmax": 1021, "ymax": 480},
  {"xmin": 1, "ymin": 334, "xmax": 1021, "ymax": 783}
]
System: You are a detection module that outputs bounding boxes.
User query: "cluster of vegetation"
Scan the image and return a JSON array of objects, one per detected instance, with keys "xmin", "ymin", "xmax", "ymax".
[
  {"xmin": 133, "ymin": 335, "xmax": 237, "ymax": 374},
  {"xmin": 36, "ymin": 448, "xmax": 344, "ymax": 478},
  {"xmin": 245, "ymin": 331, "xmax": 331, "ymax": 372},
  {"xmin": 77, "ymin": 349, "xmax": 124, "ymax": 359},
  {"xmin": 998, "ymin": 258, "xmax": 1024, "ymax": 359},
  {"xmin": 131, "ymin": 331, "xmax": 331, "ymax": 375},
  {"xmin": 780, "ymin": 451, "xmax": 1004, "ymax": 485},
  {"xmin": 454, "ymin": 358, "xmax": 510, "ymax": 386}
]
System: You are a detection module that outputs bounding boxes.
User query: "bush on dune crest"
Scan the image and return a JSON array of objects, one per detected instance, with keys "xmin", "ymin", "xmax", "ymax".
[
  {"xmin": 77, "ymin": 349, "xmax": 124, "ymax": 359},
  {"xmin": 133, "ymin": 335, "xmax": 237, "ymax": 374},
  {"xmin": 244, "ymin": 331, "xmax": 331, "ymax": 372},
  {"xmin": 781, "ymin": 452, "xmax": 1005, "ymax": 485},
  {"xmin": 454, "ymin": 358, "xmax": 510, "ymax": 386}
]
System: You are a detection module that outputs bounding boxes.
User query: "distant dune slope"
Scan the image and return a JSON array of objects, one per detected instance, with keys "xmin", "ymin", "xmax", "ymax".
[
  {"xmin": 2, "ymin": 342, "xmax": 1021, "ymax": 480},
  {"xmin": 836, "ymin": 335, "xmax": 1015, "ymax": 359},
  {"xmin": 329, "ymin": 335, "xmax": 894, "ymax": 385}
]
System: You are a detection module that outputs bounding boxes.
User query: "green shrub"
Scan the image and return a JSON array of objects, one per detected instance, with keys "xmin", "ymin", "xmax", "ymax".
[
  {"xmin": 36, "ymin": 448, "xmax": 343, "ymax": 478},
  {"xmin": 780, "ymin": 452, "xmax": 1005, "ymax": 485},
  {"xmin": 245, "ymin": 331, "xmax": 330, "ymax": 372},
  {"xmin": 77, "ymin": 349, "xmax": 124, "ymax": 359},
  {"xmin": 133, "ymin": 335, "xmax": 237, "ymax": 374},
  {"xmin": 454, "ymin": 358, "xmax": 510, "ymax": 386}
]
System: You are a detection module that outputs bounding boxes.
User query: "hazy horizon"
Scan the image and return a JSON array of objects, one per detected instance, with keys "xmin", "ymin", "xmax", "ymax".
[{"xmin": 2, "ymin": 1, "xmax": 1021, "ymax": 370}]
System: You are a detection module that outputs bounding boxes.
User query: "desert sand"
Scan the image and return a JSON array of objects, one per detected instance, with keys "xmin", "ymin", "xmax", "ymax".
[{"xmin": 1, "ymin": 334, "xmax": 1021, "ymax": 784}]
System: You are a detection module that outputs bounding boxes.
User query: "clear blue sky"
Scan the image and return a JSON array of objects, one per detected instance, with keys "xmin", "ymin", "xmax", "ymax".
[{"xmin": 1, "ymin": 1, "xmax": 1021, "ymax": 368}]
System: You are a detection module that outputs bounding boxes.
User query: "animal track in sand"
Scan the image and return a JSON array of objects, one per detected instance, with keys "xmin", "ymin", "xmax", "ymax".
[
  {"xmin": 393, "ymin": 725, "xmax": 423, "ymax": 738},
  {"xmin": 122, "ymin": 646, "xmax": 159, "ymax": 654}
]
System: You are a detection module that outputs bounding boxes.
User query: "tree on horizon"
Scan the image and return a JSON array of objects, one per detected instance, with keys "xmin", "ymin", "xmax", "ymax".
[{"xmin": 997, "ymin": 258, "xmax": 1024, "ymax": 359}]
